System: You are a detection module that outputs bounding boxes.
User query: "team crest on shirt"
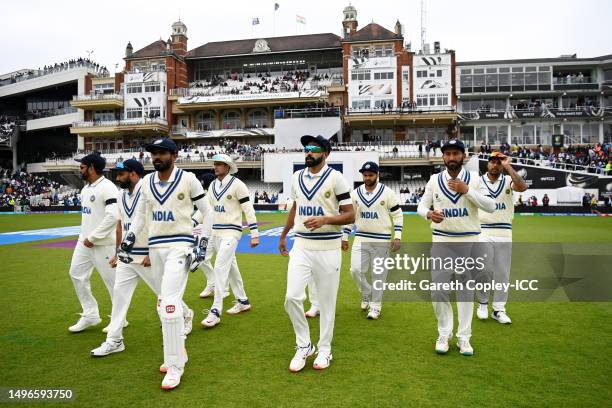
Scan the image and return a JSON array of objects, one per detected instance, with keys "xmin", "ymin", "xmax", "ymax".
[
  {"xmin": 381, "ymin": 200, "xmax": 385, "ymax": 205},
  {"xmin": 506, "ymin": 189, "xmax": 511, "ymax": 194},
  {"xmin": 178, "ymin": 193, "xmax": 185, "ymax": 200},
  {"xmin": 325, "ymin": 191, "xmax": 331, "ymax": 198},
  {"xmin": 227, "ymin": 194, "xmax": 232, "ymax": 200},
  {"xmin": 89, "ymin": 195, "xmax": 95, "ymax": 202}
]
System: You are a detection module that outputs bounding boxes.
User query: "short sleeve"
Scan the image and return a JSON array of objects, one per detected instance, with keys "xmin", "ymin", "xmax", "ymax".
[
  {"xmin": 188, "ymin": 172, "xmax": 205, "ymax": 200},
  {"xmin": 333, "ymin": 173, "xmax": 351, "ymax": 206}
]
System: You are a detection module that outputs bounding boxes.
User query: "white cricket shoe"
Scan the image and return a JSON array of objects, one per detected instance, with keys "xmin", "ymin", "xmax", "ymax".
[
  {"xmin": 457, "ymin": 339, "xmax": 474, "ymax": 356},
  {"xmin": 161, "ymin": 365, "xmax": 184, "ymax": 390},
  {"xmin": 304, "ymin": 306, "xmax": 320, "ymax": 318},
  {"xmin": 367, "ymin": 307, "xmax": 381, "ymax": 320},
  {"xmin": 201, "ymin": 309, "xmax": 221, "ymax": 328},
  {"xmin": 102, "ymin": 319, "xmax": 129, "ymax": 334},
  {"xmin": 492, "ymin": 310, "xmax": 512, "ymax": 324},
  {"xmin": 313, "ymin": 351, "xmax": 333, "ymax": 370},
  {"xmin": 91, "ymin": 340, "xmax": 125, "ymax": 357},
  {"xmin": 435, "ymin": 334, "xmax": 452, "ymax": 354},
  {"xmin": 199, "ymin": 285, "xmax": 215, "ymax": 298},
  {"xmin": 289, "ymin": 344, "xmax": 315, "ymax": 373},
  {"xmin": 183, "ymin": 308, "xmax": 194, "ymax": 336},
  {"xmin": 226, "ymin": 300, "xmax": 251, "ymax": 315},
  {"xmin": 477, "ymin": 304, "xmax": 488, "ymax": 320},
  {"xmin": 69, "ymin": 315, "xmax": 101, "ymax": 333},
  {"xmin": 360, "ymin": 296, "xmax": 370, "ymax": 311}
]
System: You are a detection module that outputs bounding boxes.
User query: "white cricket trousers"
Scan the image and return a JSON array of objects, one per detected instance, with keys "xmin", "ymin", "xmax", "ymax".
[
  {"xmin": 208, "ymin": 236, "xmax": 248, "ymax": 313},
  {"xmin": 150, "ymin": 247, "xmax": 190, "ymax": 369},
  {"xmin": 477, "ymin": 234, "xmax": 512, "ymax": 312},
  {"xmin": 69, "ymin": 241, "xmax": 116, "ymax": 318},
  {"xmin": 106, "ymin": 261, "xmax": 162, "ymax": 342},
  {"xmin": 350, "ymin": 242, "xmax": 390, "ymax": 307},
  {"xmin": 430, "ymin": 242, "xmax": 476, "ymax": 341},
  {"xmin": 285, "ymin": 247, "xmax": 341, "ymax": 354}
]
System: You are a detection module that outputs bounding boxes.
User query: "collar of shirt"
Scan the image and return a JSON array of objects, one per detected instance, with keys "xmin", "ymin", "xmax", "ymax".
[
  {"xmin": 154, "ymin": 166, "xmax": 179, "ymax": 185},
  {"xmin": 485, "ymin": 173, "xmax": 501, "ymax": 185},
  {"xmin": 88, "ymin": 176, "xmax": 106, "ymax": 188},
  {"xmin": 361, "ymin": 182, "xmax": 380, "ymax": 195},
  {"xmin": 443, "ymin": 167, "xmax": 465, "ymax": 181},
  {"xmin": 305, "ymin": 164, "xmax": 329, "ymax": 179},
  {"xmin": 216, "ymin": 175, "xmax": 233, "ymax": 187}
]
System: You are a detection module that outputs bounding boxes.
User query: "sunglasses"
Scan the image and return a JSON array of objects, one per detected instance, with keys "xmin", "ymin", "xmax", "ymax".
[{"xmin": 304, "ymin": 145, "xmax": 324, "ymax": 153}]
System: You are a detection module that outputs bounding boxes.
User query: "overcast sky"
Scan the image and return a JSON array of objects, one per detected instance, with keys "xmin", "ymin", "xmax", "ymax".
[{"xmin": 2, "ymin": 0, "xmax": 611, "ymax": 74}]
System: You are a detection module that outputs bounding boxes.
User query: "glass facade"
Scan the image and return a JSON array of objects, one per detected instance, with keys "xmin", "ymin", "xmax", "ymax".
[{"xmin": 460, "ymin": 65, "xmax": 551, "ymax": 94}]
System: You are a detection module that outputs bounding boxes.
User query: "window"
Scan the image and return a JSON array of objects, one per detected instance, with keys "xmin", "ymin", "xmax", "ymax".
[
  {"xmin": 374, "ymin": 99, "xmax": 393, "ymax": 108},
  {"xmin": 222, "ymin": 111, "xmax": 241, "ymax": 129},
  {"xmin": 437, "ymin": 70, "xmax": 442, "ymax": 77},
  {"xmin": 146, "ymin": 107, "xmax": 161, "ymax": 119},
  {"xmin": 374, "ymin": 45, "xmax": 383, "ymax": 57},
  {"xmin": 196, "ymin": 111, "xmax": 215, "ymax": 131},
  {"xmin": 429, "ymin": 95, "xmax": 436, "ymax": 106},
  {"xmin": 384, "ymin": 45, "xmax": 393, "ymax": 56},
  {"xmin": 416, "ymin": 94, "xmax": 428, "ymax": 106},
  {"xmin": 144, "ymin": 82, "xmax": 161, "ymax": 93},
  {"xmin": 126, "ymin": 108, "xmax": 142, "ymax": 119},
  {"xmin": 352, "ymin": 70, "xmax": 371, "ymax": 81},
  {"xmin": 436, "ymin": 94, "xmax": 449, "ymax": 106},
  {"xmin": 351, "ymin": 100, "xmax": 371, "ymax": 109},
  {"xmin": 127, "ymin": 84, "xmax": 142, "ymax": 94},
  {"xmin": 247, "ymin": 110, "xmax": 267, "ymax": 128},
  {"xmin": 374, "ymin": 72, "xmax": 394, "ymax": 80},
  {"xmin": 417, "ymin": 70, "xmax": 428, "ymax": 78}
]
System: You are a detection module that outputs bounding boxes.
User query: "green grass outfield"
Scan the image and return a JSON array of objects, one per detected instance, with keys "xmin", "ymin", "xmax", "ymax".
[{"xmin": 1, "ymin": 213, "xmax": 611, "ymax": 407}]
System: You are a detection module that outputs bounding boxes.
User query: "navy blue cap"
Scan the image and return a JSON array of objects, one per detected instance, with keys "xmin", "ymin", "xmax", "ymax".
[
  {"xmin": 300, "ymin": 135, "xmax": 332, "ymax": 153},
  {"xmin": 359, "ymin": 161, "xmax": 379, "ymax": 173},
  {"xmin": 146, "ymin": 138, "xmax": 178, "ymax": 153},
  {"xmin": 113, "ymin": 159, "xmax": 145, "ymax": 176},
  {"xmin": 76, "ymin": 153, "xmax": 106, "ymax": 173},
  {"xmin": 440, "ymin": 139, "xmax": 465, "ymax": 153}
]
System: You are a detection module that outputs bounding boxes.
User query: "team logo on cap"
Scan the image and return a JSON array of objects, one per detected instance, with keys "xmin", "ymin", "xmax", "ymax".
[
  {"xmin": 177, "ymin": 193, "xmax": 185, "ymax": 200},
  {"xmin": 154, "ymin": 139, "xmax": 163, "ymax": 144},
  {"xmin": 325, "ymin": 191, "xmax": 331, "ymax": 198},
  {"xmin": 449, "ymin": 140, "xmax": 457, "ymax": 144},
  {"xmin": 365, "ymin": 164, "xmax": 371, "ymax": 169},
  {"xmin": 227, "ymin": 195, "xmax": 232, "ymax": 200},
  {"xmin": 90, "ymin": 195, "xmax": 95, "ymax": 202}
]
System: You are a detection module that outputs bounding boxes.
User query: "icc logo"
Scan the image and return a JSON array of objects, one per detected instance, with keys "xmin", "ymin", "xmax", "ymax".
[
  {"xmin": 90, "ymin": 195, "xmax": 95, "ymax": 202},
  {"xmin": 506, "ymin": 189, "xmax": 511, "ymax": 194},
  {"xmin": 325, "ymin": 191, "xmax": 331, "ymax": 198},
  {"xmin": 227, "ymin": 195, "xmax": 232, "ymax": 200}
]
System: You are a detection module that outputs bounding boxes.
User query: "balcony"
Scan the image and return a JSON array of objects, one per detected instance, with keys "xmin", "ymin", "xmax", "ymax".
[
  {"xmin": 71, "ymin": 117, "xmax": 168, "ymax": 136},
  {"xmin": 71, "ymin": 93, "xmax": 124, "ymax": 109},
  {"xmin": 172, "ymin": 126, "xmax": 274, "ymax": 139},
  {"xmin": 345, "ymin": 107, "xmax": 457, "ymax": 125}
]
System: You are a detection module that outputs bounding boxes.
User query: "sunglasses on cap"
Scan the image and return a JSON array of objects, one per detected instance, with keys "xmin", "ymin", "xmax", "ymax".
[
  {"xmin": 304, "ymin": 145, "xmax": 324, "ymax": 153},
  {"xmin": 115, "ymin": 162, "xmax": 126, "ymax": 169}
]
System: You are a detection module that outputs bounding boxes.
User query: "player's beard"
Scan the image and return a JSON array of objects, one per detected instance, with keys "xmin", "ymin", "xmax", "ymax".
[
  {"xmin": 153, "ymin": 159, "xmax": 172, "ymax": 171},
  {"xmin": 118, "ymin": 180, "xmax": 131, "ymax": 189},
  {"xmin": 364, "ymin": 178, "xmax": 377, "ymax": 188},
  {"xmin": 305, "ymin": 155, "xmax": 323, "ymax": 168},
  {"xmin": 444, "ymin": 160, "xmax": 462, "ymax": 172},
  {"xmin": 80, "ymin": 171, "xmax": 89, "ymax": 181}
]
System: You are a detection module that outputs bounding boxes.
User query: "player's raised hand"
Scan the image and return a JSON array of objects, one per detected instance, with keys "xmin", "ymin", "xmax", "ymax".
[
  {"xmin": 250, "ymin": 237, "xmax": 259, "ymax": 248},
  {"xmin": 448, "ymin": 179, "xmax": 469, "ymax": 194},
  {"xmin": 279, "ymin": 237, "xmax": 289, "ymax": 256},
  {"xmin": 303, "ymin": 216, "xmax": 327, "ymax": 231},
  {"xmin": 428, "ymin": 210, "xmax": 445, "ymax": 223}
]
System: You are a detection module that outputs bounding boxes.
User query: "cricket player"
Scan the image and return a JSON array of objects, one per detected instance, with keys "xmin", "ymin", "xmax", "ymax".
[
  {"xmin": 68, "ymin": 153, "xmax": 119, "ymax": 333},
  {"xmin": 198, "ymin": 154, "xmax": 259, "ymax": 328},
  {"xmin": 279, "ymin": 135, "xmax": 355, "ymax": 372},
  {"xmin": 417, "ymin": 139, "xmax": 495, "ymax": 356},
  {"xmin": 476, "ymin": 152, "xmax": 527, "ymax": 324},
  {"xmin": 120, "ymin": 138, "xmax": 213, "ymax": 390},
  {"xmin": 90, "ymin": 159, "xmax": 194, "ymax": 357},
  {"xmin": 341, "ymin": 161, "xmax": 403, "ymax": 320}
]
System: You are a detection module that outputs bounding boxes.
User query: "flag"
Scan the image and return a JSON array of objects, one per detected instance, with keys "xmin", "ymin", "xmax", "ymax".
[
  {"xmin": 252, "ymin": 17, "xmax": 260, "ymax": 25},
  {"xmin": 296, "ymin": 15, "xmax": 306, "ymax": 24},
  {"xmin": 274, "ymin": 3, "xmax": 279, "ymax": 10}
]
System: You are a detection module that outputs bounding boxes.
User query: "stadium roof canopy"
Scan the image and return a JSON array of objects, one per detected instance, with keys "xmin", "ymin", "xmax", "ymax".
[{"xmin": 186, "ymin": 33, "xmax": 342, "ymax": 59}]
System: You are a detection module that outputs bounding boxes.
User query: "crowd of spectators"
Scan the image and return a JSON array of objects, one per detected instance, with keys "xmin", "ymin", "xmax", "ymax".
[
  {"xmin": 478, "ymin": 142, "xmax": 612, "ymax": 174},
  {"xmin": 0, "ymin": 167, "xmax": 77, "ymax": 209},
  {"xmin": 254, "ymin": 191, "xmax": 278, "ymax": 204},
  {"xmin": 1, "ymin": 58, "xmax": 109, "ymax": 86},
  {"xmin": 0, "ymin": 116, "xmax": 17, "ymax": 144}
]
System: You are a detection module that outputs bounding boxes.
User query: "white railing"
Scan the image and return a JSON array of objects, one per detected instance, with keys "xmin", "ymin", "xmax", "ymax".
[
  {"xmin": 475, "ymin": 153, "xmax": 612, "ymax": 176},
  {"xmin": 72, "ymin": 118, "xmax": 168, "ymax": 128},
  {"xmin": 72, "ymin": 93, "xmax": 123, "ymax": 101}
]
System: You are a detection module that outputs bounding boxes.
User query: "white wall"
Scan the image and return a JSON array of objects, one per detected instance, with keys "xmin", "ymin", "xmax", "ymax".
[
  {"xmin": 412, "ymin": 53, "xmax": 453, "ymax": 109},
  {"xmin": 26, "ymin": 112, "xmax": 82, "ymax": 131},
  {"xmin": 273, "ymin": 117, "xmax": 342, "ymax": 149},
  {"xmin": 124, "ymin": 71, "xmax": 167, "ymax": 119},
  {"xmin": 348, "ymin": 56, "xmax": 397, "ymax": 109}
]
